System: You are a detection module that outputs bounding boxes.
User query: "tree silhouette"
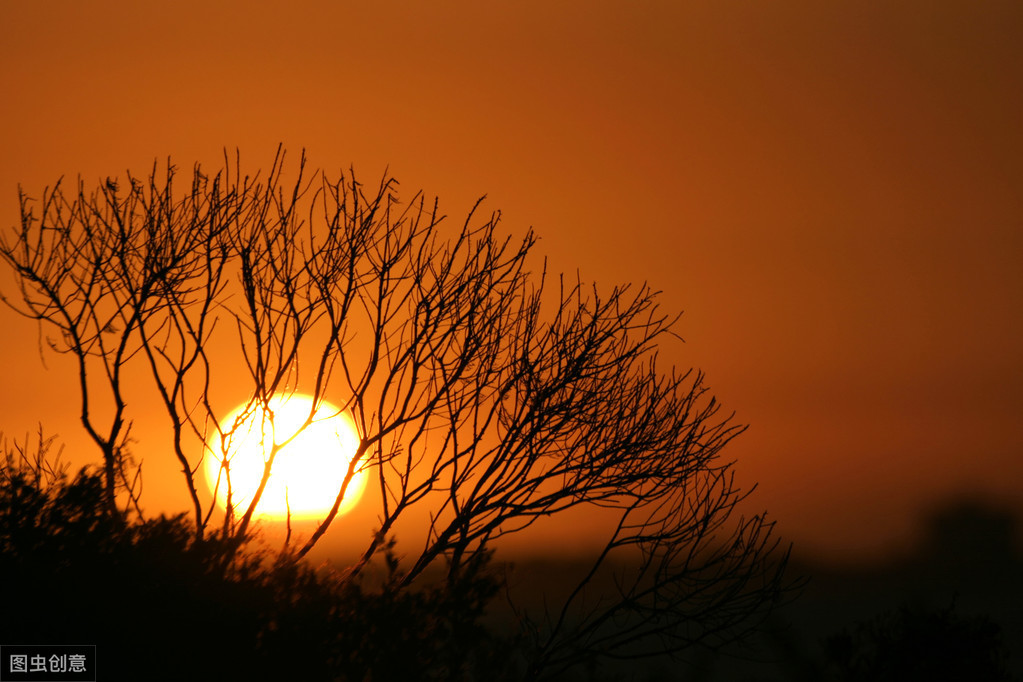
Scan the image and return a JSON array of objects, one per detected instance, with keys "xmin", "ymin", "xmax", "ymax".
[{"xmin": 0, "ymin": 148, "xmax": 790, "ymax": 676}]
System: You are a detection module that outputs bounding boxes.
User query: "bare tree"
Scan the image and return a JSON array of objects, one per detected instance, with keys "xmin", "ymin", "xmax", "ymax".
[{"xmin": 0, "ymin": 148, "xmax": 790, "ymax": 676}]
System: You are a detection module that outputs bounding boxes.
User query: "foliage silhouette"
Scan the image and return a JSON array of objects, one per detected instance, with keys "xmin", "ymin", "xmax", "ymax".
[
  {"xmin": 0, "ymin": 148, "xmax": 792, "ymax": 675},
  {"xmin": 822, "ymin": 602, "xmax": 1017, "ymax": 682},
  {"xmin": 0, "ymin": 437, "xmax": 514, "ymax": 682},
  {"xmin": 694, "ymin": 498, "xmax": 1023, "ymax": 682}
]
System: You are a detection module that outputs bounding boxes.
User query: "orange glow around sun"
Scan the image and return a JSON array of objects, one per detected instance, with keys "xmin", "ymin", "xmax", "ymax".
[{"xmin": 203, "ymin": 394, "xmax": 367, "ymax": 521}]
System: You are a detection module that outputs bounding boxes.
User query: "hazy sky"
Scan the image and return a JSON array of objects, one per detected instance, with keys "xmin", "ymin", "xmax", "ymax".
[{"xmin": 1, "ymin": 0, "xmax": 1020, "ymax": 561}]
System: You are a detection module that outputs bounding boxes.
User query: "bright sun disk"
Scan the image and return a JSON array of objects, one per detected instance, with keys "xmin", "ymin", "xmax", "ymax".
[{"xmin": 204, "ymin": 394, "xmax": 367, "ymax": 520}]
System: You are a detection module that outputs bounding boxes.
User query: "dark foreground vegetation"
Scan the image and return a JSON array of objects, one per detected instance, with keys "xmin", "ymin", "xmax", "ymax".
[
  {"xmin": 4, "ymin": 443, "xmax": 1020, "ymax": 681},
  {"xmin": 689, "ymin": 498, "xmax": 1023, "ymax": 682},
  {"xmin": 1, "ymin": 446, "xmax": 514, "ymax": 682}
]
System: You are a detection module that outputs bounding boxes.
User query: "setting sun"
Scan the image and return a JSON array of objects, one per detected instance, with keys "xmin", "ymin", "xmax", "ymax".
[{"xmin": 204, "ymin": 394, "xmax": 367, "ymax": 520}]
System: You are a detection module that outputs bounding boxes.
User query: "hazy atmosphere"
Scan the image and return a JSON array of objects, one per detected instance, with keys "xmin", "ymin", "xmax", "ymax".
[
  {"xmin": 2, "ymin": 3, "xmax": 1022, "ymax": 680},
  {"xmin": 3, "ymin": 0, "xmax": 1020, "ymax": 561}
]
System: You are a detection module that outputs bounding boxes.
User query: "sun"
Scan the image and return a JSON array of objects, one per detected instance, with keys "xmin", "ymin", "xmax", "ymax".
[{"xmin": 204, "ymin": 394, "xmax": 367, "ymax": 521}]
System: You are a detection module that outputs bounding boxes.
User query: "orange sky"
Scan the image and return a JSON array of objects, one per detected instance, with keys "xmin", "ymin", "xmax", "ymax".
[{"xmin": 1, "ymin": 0, "xmax": 1020, "ymax": 562}]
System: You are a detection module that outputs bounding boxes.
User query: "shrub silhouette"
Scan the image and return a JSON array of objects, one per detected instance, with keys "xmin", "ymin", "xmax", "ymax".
[
  {"xmin": 330, "ymin": 544, "xmax": 514, "ymax": 681},
  {"xmin": 0, "ymin": 452, "xmax": 513, "ymax": 681},
  {"xmin": 822, "ymin": 602, "xmax": 1016, "ymax": 682}
]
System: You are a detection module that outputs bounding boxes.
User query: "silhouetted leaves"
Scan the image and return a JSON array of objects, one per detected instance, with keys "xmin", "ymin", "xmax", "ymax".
[
  {"xmin": 823, "ymin": 602, "xmax": 1016, "ymax": 682},
  {"xmin": 0, "ymin": 454, "xmax": 517, "ymax": 681}
]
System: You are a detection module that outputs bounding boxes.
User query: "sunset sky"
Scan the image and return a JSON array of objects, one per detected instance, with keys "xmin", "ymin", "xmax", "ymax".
[{"xmin": 1, "ymin": 0, "xmax": 1020, "ymax": 563}]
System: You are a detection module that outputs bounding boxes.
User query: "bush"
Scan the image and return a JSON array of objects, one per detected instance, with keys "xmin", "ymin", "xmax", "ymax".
[
  {"xmin": 0, "ymin": 453, "xmax": 513, "ymax": 681},
  {"xmin": 822, "ymin": 602, "xmax": 1016, "ymax": 682}
]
